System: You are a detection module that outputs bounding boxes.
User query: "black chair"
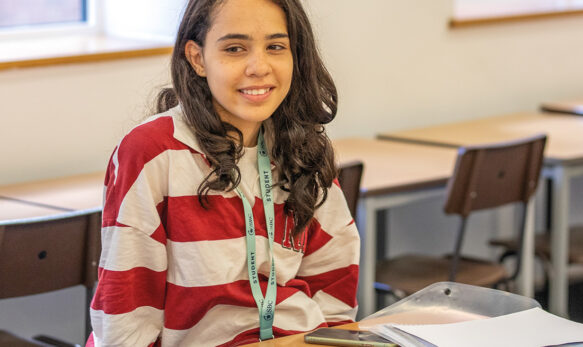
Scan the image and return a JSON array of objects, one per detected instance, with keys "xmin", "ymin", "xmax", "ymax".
[
  {"xmin": 337, "ymin": 161, "xmax": 364, "ymax": 222},
  {"xmin": 0, "ymin": 209, "xmax": 101, "ymax": 346},
  {"xmin": 375, "ymin": 134, "xmax": 547, "ymax": 298}
]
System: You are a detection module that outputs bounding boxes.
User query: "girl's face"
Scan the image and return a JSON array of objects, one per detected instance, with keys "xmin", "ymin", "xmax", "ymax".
[{"xmin": 186, "ymin": 0, "xmax": 293, "ymax": 146}]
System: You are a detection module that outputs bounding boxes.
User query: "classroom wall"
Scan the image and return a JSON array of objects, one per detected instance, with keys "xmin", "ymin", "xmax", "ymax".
[
  {"xmin": 1, "ymin": 0, "xmax": 583, "ymax": 344},
  {"xmin": 0, "ymin": 57, "xmax": 170, "ymax": 184},
  {"xmin": 303, "ymin": 0, "xmax": 583, "ymax": 138}
]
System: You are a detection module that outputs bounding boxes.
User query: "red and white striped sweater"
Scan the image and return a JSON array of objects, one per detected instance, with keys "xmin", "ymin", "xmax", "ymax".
[{"xmin": 88, "ymin": 106, "xmax": 360, "ymax": 346}]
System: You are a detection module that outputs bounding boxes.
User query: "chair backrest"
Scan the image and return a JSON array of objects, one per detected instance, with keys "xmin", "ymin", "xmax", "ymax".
[
  {"xmin": 0, "ymin": 209, "xmax": 101, "ymax": 299},
  {"xmin": 444, "ymin": 134, "xmax": 547, "ymax": 217},
  {"xmin": 338, "ymin": 161, "xmax": 364, "ymax": 220},
  {"xmin": 442, "ymin": 134, "xmax": 546, "ymax": 281}
]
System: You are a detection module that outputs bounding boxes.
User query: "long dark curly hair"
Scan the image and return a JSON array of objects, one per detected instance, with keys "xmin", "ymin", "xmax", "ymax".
[{"xmin": 156, "ymin": 0, "xmax": 338, "ymax": 236}]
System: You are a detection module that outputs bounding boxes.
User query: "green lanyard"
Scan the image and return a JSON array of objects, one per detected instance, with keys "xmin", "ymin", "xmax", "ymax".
[{"xmin": 234, "ymin": 131, "xmax": 276, "ymax": 340}]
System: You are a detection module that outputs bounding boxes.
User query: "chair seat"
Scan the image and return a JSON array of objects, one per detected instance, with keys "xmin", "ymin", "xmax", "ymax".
[
  {"xmin": 490, "ymin": 225, "xmax": 583, "ymax": 264},
  {"xmin": 0, "ymin": 331, "xmax": 46, "ymax": 347},
  {"xmin": 376, "ymin": 254, "xmax": 508, "ymax": 296}
]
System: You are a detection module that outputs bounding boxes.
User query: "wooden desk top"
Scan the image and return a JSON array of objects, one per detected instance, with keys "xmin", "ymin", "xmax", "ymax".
[
  {"xmin": 0, "ymin": 198, "xmax": 68, "ymax": 223},
  {"xmin": 0, "ymin": 139, "xmax": 457, "ymax": 212},
  {"xmin": 333, "ymin": 138, "xmax": 458, "ymax": 197},
  {"xmin": 541, "ymin": 100, "xmax": 583, "ymax": 115},
  {"xmin": 242, "ymin": 308, "xmax": 485, "ymax": 346},
  {"xmin": 378, "ymin": 112, "xmax": 583, "ymax": 166},
  {"xmin": 0, "ymin": 172, "xmax": 104, "ymax": 211},
  {"xmin": 0, "ymin": 139, "xmax": 457, "ymax": 208}
]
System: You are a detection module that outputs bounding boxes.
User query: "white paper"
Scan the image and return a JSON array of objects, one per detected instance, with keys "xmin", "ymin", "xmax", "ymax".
[
  {"xmin": 369, "ymin": 324, "xmax": 435, "ymax": 347},
  {"xmin": 371, "ymin": 307, "xmax": 583, "ymax": 347}
]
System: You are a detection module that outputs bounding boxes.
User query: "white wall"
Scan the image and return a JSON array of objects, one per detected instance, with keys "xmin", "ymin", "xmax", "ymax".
[
  {"xmin": 0, "ymin": 56, "xmax": 170, "ymax": 184},
  {"xmin": 303, "ymin": 0, "xmax": 583, "ymax": 138},
  {"xmin": 1, "ymin": 0, "xmax": 583, "ymax": 343}
]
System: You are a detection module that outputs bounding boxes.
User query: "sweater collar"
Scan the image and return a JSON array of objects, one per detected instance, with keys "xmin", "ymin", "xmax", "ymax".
[
  {"xmin": 170, "ymin": 103, "xmax": 276, "ymax": 170},
  {"xmin": 170, "ymin": 104, "xmax": 205, "ymax": 155}
]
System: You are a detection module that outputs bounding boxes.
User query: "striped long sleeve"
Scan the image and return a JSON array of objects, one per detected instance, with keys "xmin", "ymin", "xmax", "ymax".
[
  {"xmin": 296, "ymin": 181, "xmax": 360, "ymax": 326},
  {"xmin": 87, "ymin": 106, "xmax": 360, "ymax": 347}
]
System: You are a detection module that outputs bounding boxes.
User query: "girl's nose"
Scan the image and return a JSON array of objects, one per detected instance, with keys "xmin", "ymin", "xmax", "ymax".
[{"xmin": 245, "ymin": 50, "xmax": 271, "ymax": 77}]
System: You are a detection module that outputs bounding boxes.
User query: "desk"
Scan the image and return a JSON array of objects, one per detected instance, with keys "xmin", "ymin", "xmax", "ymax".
[
  {"xmin": 242, "ymin": 307, "xmax": 483, "ymax": 346},
  {"xmin": 333, "ymin": 138, "xmax": 458, "ymax": 318},
  {"xmin": 541, "ymin": 100, "xmax": 583, "ymax": 115},
  {"xmin": 378, "ymin": 112, "xmax": 583, "ymax": 317},
  {"xmin": 0, "ymin": 197, "xmax": 69, "ymax": 222},
  {"xmin": 0, "ymin": 172, "xmax": 104, "ymax": 211}
]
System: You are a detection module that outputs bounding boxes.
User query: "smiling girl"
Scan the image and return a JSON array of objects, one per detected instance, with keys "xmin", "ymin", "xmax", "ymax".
[{"xmin": 88, "ymin": 0, "xmax": 359, "ymax": 346}]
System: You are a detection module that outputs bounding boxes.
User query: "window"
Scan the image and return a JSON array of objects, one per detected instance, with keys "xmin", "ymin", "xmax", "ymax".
[
  {"xmin": 0, "ymin": 0, "xmax": 178, "ymax": 70},
  {"xmin": 0, "ymin": 0, "xmax": 87, "ymax": 29}
]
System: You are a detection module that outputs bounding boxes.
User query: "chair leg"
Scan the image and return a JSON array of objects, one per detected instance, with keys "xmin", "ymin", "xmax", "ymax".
[
  {"xmin": 497, "ymin": 246, "xmax": 553, "ymax": 294},
  {"xmin": 499, "ymin": 250, "xmax": 517, "ymax": 264},
  {"xmin": 85, "ymin": 287, "xmax": 93, "ymax": 341},
  {"xmin": 374, "ymin": 282, "xmax": 406, "ymax": 310},
  {"xmin": 508, "ymin": 203, "xmax": 528, "ymax": 281},
  {"xmin": 449, "ymin": 217, "xmax": 468, "ymax": 282}
]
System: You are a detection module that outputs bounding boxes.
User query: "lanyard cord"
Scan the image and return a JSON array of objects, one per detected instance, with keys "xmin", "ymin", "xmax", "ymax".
[{"xmin": 234, "ymin": 131, "xmax": 276, "ymax": 340}]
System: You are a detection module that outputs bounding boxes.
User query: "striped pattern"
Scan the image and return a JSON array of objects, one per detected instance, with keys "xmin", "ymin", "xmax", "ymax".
[{"xmin": 88, "ymin": 106, "xmax": 360, "ymax": 346}]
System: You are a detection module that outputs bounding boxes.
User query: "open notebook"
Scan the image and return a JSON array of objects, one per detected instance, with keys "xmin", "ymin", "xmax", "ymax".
[{"xmin": 369, "ymin": 307, "xmax": 583, "ymax": 347}]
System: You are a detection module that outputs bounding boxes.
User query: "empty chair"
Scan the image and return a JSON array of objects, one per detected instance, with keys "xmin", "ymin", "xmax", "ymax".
[
  {"xmin": 338, "ymin": 161, "xmax": 364, "ymax": 221},
  {"xmin": 375, "ymin": 134, "xmax": 547, "ymax": 298},
  {"xmin": 0, "ymin": 209, "xmax": 102, "ymax": 346},
  {"xmin": 491, "ymin": 226, "xmax": 583, "ymax": 285}
]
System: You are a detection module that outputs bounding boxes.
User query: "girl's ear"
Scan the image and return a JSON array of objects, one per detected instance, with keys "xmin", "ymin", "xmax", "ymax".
[{"xmin": 185, "ymin": 40, "xmax": 207, "ymax": 77}]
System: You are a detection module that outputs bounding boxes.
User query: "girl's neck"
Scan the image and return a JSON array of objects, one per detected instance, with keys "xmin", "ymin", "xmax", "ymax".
[
  {"xmin": 212, "ymin": 101, "xmax": 263, "ymax": 147},
  {"xmin": 242, "ymin": 126, "xmax": 260, "ymax": 147},
  {"xmin": 226, "ymin": 122, "xmax": 261, "ymax": 148}
]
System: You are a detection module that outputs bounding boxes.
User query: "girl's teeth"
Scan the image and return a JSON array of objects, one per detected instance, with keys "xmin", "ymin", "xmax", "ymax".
[{"xmin": 243, "ymin": 88, "xmax": 269, "ymax": 95}]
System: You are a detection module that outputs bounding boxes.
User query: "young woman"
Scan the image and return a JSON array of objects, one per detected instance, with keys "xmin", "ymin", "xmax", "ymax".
[{"xmin": 88, "ymin": 0, "xmax": 359, "ymax": 346}]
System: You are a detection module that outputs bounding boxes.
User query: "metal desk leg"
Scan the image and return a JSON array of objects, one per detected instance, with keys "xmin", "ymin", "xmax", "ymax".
[
  {"xmin": 356, "ymin": 197, "xmax": 377, "ymax": 319},
  {"xmin": 517, "ymin": 197, "xmax": 535, "ymax": 297},
  {"xmin": 355, "ymin": 188, "xmax": 446, "ymax": 319},
  {"xmin": 549, "ymin": 165, "xmax": 570, "ymax": 317}
]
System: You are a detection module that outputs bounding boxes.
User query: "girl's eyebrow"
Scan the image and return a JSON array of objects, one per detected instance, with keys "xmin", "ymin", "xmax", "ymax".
[
  {"xmin": 217, "ymin": 33, "xmax": 289, "ymax": 42},
  {"xmin": 267, "ymin": 33, "xmax": 289, "ymax": 40}
]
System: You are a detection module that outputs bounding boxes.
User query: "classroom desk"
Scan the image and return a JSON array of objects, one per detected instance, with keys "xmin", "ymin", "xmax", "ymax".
[
  {"xmin": 378, "ymin": 112, "xmax": 583, "ymax": 317},
  {"xmin": 241, "ymin": 307, "xmax": 483, "ymax": 346},
  {"xmin": 0, "ymin": 197, "xmax": 70, "ymax": 222},
  {"xmin": 333, "ymin": 138, "xmax": 458, "ymax": 318},
  {"xmin": 0, "ymin": 172, "xmax": 104, "ymax": 211},
  {"xmin": 541, "ymin": 100, "xmax": 583, "ymax": 115}
]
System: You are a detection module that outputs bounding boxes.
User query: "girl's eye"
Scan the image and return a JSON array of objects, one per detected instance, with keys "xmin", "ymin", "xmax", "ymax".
[
  {"xmin": 225, "ymin": 46, "xmax": 244, "ymax": 53},
  {"xmin": 268, "ymin": 44, "xmax": 286, "ymax": 51}
]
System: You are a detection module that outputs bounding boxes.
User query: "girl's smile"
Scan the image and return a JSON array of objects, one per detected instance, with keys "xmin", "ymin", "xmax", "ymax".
[
  {"xmin": 239, "ymin": 86, "xmax": 275, "ymax": 102},
  {"xmin": 185, "ymin": 0, "xmax": 294, "ymax": 147}
]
